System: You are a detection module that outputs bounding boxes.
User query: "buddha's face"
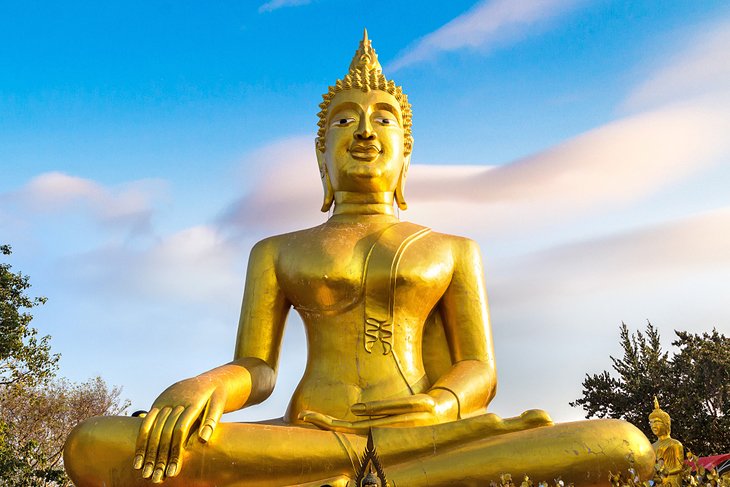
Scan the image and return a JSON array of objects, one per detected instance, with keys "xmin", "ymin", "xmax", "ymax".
[
  {"xmin": 649, "ymin": 417, "xmax": 668, "ymax": 437},
  {"xmin": 318, "ymin": 89, "xmax": 409, "ymax": 193}
]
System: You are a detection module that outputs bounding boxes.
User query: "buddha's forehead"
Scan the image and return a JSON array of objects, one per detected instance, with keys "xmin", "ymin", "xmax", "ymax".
[{"xmin": 328, "ymin": 89, "xmax": 401, "ymax": 118}]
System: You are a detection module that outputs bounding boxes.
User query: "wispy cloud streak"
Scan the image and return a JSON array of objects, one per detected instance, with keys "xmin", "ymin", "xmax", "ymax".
[
  {"xmin": 258, "ymin": 0, "xmax": 311, "ymax": 14},
  {"xmin": 388, "ymin": 0, "xmax": 582, "ymax": 71},
  {"xmin": 624, "ymin": 19, "xmax": 730, "ymax": 110}
]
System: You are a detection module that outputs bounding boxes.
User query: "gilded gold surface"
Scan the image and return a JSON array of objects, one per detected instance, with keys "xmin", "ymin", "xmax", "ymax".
[{"xmin": 64, "ymin": 31, "xmax": 654, "ymax": 486}]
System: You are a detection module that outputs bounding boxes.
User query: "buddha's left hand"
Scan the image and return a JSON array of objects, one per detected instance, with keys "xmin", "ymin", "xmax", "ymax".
[{"xmin": 299, "ymin": 390, "xmax": 458, "ymax": 434}]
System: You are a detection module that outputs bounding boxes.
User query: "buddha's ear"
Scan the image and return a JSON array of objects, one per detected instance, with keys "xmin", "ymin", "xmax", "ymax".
[
  {"xmin": 394, "ymin": 153, "xmax": 410, "ymax": 211},
  {"xmin": 316, "ymin": 142, "xmax": 334, "ymax": 212}
]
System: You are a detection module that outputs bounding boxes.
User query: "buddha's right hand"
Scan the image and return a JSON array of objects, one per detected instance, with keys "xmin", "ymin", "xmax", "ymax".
[{"xmin": 132, "ymin": 376, "xmax": 227, "ymax": 483}]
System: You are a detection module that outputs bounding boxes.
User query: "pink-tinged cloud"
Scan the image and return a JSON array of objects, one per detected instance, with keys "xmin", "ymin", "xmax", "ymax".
[
  {"xmin": 490, "ymin": 207, "xmax": 730, "ymax": 308},
  {"xmin": 219, "ymin": 137, "xmax": 326, "ymax": 235},
  {"xmin": 388, "ymin": 0, "xmax": 583, "ymax": 71},
  {"xmin": 0, "ymin": 172, "xmax": 165, "ymax": 234},
  {"xmin": 406, "ymin": 98, "xmax": 730, "ymax": 236}
]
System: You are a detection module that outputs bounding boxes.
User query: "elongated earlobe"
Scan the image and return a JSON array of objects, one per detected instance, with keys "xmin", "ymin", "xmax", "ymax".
[
  {"xmin": 321, "ymin": 170, "xmax": 334, "ymax": 212},
  {"xmin": 316, "ymin": 144, "xmax": 334, "ymax": 212},
  {"xmin": 394, "ymin": 155, "xmax": 410, "ymax": 210}
]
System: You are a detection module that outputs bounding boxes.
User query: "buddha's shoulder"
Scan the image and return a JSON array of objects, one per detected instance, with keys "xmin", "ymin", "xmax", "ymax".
[
  {"xmin": 248, "ymin": 223, "xmax": 331, "ymax": 253},
  {"xmin": 425, "ymin": 228, "xmax": 477, "ymax": 244},
  {"xmin": 421, "ymin": 226, "xmax": 482, "ymax": 253}
]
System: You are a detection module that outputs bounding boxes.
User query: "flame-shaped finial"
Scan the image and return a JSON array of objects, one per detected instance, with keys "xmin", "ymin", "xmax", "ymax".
[{"xmin": 348, "ymin": 28, "xmax": 382, "ymax": 75}]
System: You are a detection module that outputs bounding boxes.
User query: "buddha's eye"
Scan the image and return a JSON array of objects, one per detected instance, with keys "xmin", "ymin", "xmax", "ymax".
[
  {"xmin": 374, "ymin": 117, "xmax": 398, "ymax": 126},
  {"xmin": 331, "ymin": 117, "xmax": 355, "ymax": 127}
]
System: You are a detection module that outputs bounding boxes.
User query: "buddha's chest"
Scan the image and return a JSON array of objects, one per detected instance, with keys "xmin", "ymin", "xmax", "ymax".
[{"xmin": 276, "ymin": 226, "xmax": 453, "ymax": 314}]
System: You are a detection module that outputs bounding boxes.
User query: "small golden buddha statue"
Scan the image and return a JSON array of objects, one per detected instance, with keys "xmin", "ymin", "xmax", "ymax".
[
  {"xmin": 64, "ymin": 30, "xmax": 655, "ymax": 486},
  {"xmin": 361, "ymin": 469, "xmax": 381, "ymax": 487},
  {"xmin": 649, "ymin": 397, "xmax": 684, "ymax": 486}
]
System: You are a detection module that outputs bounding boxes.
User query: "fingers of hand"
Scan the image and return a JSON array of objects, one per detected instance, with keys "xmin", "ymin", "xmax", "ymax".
[
  {"xmin": 351, "ymin": 394, "xmax": 435, "ymax": 416},
  {"xmin": 149, "ymin": 405, "xmax": 185, "ymax": 483},
  {"xmin": 300, "ymin": 410, "xmax": 435, "ymax": 433},
  {"xmin": 133, "ymin": 407, "xmax": 160, "ymax": 470},
  {"xmin": 199, "ymin": 388, "xmax": 225, "ymax": 443},
  {"xmin": 299, "ymin": 411, "xmax": 352, "ymax": 430},
  {"xmin": 142, "ymin": 407, "xmax": 173, "ymax": 479},
  {"xmin": 167, "ymin": 405, "xmax": 203, "ymax": 478},
  {"xmin": 366, "ymin": 411, "xmax": 437, "ymax": 428}
]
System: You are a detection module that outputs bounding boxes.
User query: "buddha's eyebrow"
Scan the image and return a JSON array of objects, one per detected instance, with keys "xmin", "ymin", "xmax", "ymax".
[
  {"xmin": 374, "ymin": 102, "xmax": 402, "ymax": 123},
  {"xmin": 327, "ymin": 102, "xmax": 360, "ymax": 121}
]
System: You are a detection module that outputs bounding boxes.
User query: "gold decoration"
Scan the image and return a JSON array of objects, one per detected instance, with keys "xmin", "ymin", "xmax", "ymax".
[{"xmin": 352, "ymin": 430, "xmax": 391, "ymax": 487}]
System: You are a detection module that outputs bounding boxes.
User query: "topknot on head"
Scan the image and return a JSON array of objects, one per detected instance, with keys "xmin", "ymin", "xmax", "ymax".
[
  {"xmin": 316, "ymin": 29, "xmax": 413, "ymax": 154},
  {"xmin": 348, "ymin": 28, "xmax": 382, "ymax": 78}
]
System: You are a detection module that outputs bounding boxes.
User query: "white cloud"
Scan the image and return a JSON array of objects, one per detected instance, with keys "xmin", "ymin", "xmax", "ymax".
[
  {"xmin": 491, "ymin": 207, "xmax": 730, "ymax": 308},
  {"xmin": 219, "ymin": 136, "xmax": 326, "ymax": 234},
  {"xmin": 258, "ymin": 0, "xmax": 311, "ymax": 14},
  {"xmin": 60, "ymin": 224, "xmax": 245, "ymax": 306},
  {"xmin": 0, "ymin": 172, "xmax": 165, "ymax": 234},
  {"xmin": 388, "ymin": 0, "xmax": 583, "ymax": 71}
]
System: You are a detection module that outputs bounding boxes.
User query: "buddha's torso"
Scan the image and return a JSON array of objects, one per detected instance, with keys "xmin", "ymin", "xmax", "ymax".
[
  {"xmin": 653, "ymin": 437, "xmax": 684, "ymax": 473},
  {"xmin": 271, "ymin": 218, "xmax": 456, "ymax": 422}
]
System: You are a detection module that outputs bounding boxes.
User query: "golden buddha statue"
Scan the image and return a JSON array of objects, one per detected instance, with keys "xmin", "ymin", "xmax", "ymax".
[
  {"xmin": 64, "ymin": 31, "xmax": 655, "ymax": 486},
  {"xmin": 649, "ymin": 397, "xmax": 684, "ymax": 487}
]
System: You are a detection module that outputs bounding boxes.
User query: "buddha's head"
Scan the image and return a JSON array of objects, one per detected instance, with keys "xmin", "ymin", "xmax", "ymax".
[
  {"xmin": 316, "ymin": 29, "xmax": 413, "ymax": 212},
  {"xmin": 361, "ymin": 467, "xmax": 381, "ymax": 487},
  {"xmin": 649, "ymin": 396, "xmax": 671, "ymax": 438}
]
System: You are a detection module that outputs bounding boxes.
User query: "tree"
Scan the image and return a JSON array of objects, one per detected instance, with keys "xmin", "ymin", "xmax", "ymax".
[
  {"xmin": 0, "ymin": 245, "xmax": 130, "ymax": 485},
  {"xmin": 571, "ymin": 322, "xmax": 730, "ymax": 456},
  {"xmin": 0, "ymin": 377, "xmax": 130, "ymax": 486},
  {"xmin": 0, "ymin": 244, "xmax": 57, "ymax": 388}
]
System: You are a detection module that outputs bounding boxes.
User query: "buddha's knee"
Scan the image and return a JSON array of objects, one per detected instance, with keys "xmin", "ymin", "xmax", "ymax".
[{"xmin": 64, "ymin": 415, "xmax": 140, "ymax": 484}]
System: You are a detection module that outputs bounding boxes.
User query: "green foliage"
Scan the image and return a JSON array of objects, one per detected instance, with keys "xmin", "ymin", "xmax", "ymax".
[
  {"xmin": 571, "ymin": 322, "xmax": 730, "ymax": 456},
  {"xmin": 0, "ymin": 245, "xmax": 58, "ymax": 388},
  {"xmin": 0, "ymin": 417, "xmax": 68, "ymax": 487}
]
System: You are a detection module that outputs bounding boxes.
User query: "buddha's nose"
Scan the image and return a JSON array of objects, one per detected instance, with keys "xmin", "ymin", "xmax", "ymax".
[{"xmin": 355, "ymin": 117, "xmax": 375, "ymax": 140}]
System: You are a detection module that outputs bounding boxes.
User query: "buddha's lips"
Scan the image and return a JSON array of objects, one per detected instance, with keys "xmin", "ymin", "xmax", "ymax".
[{"xmin": 349, "ymin": 144, "xmax": 381, "ymax": 160}]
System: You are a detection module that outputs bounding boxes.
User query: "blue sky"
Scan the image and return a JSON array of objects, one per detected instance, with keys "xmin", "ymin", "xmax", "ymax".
[{"xmin": 2, "ymin": 0, "xmax": 729, "ymax": 423}]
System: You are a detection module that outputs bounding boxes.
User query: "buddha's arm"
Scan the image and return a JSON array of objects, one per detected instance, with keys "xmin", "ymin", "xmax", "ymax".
[
  {"xmin": 663, "ymin": 441, "xmax": 684, "ymax": 474},
  {"xmin": 429, "ymin": 237, "xmax": 496, "ymax": 415},
  {"xmin": 133, "ymin": 238, "xmax": 288, "ymax": 482}
]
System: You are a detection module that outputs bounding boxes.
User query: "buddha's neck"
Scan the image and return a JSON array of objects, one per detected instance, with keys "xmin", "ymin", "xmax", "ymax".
[{"xmin": 330, "ymin": 191, "xmax": 398, "ymax": 222}]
